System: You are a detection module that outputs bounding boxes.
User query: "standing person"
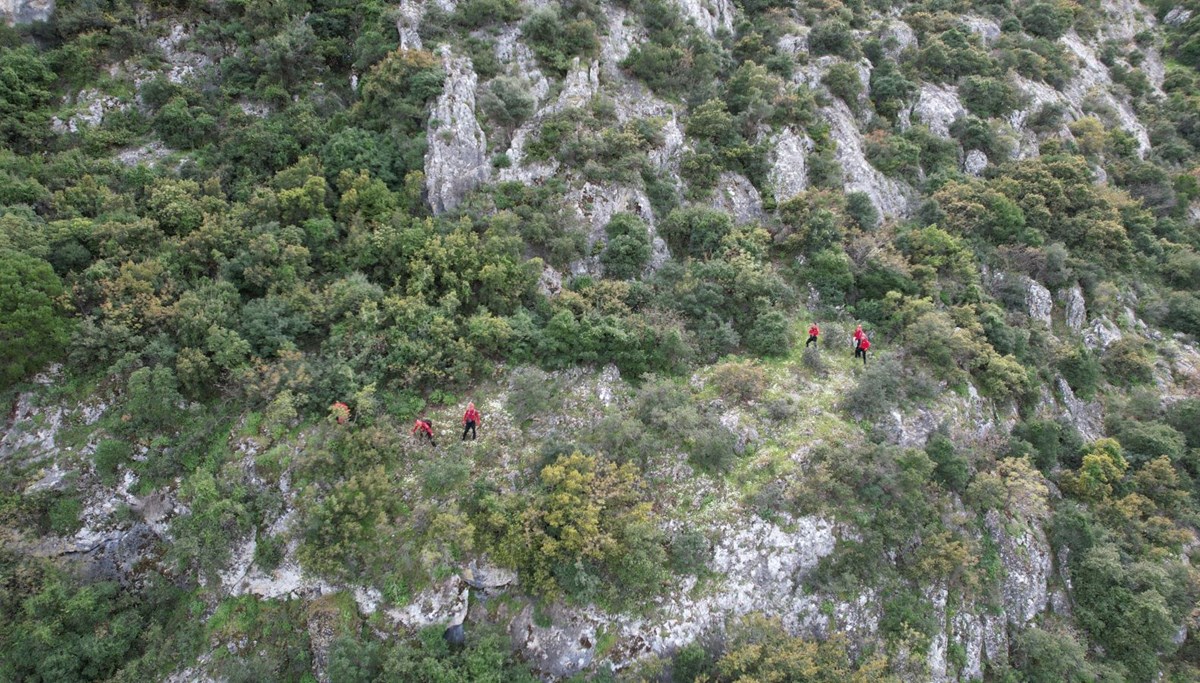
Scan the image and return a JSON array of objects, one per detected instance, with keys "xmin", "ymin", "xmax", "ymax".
[
  {"xmin": 806, "ymin": 323, "xmax": 820, "ymax": 348},
  {"xmin": 852, "ymin": 324, "xmax": 865, "ymax": 353},
  {"xmin": 462, "ymin": 402, "xmax": 481, "ymax": 441},
  {"xmin": 856, "ymin": 336, "xmax": 871, "ymax": 365},
  {"xmin": 412, "ymin": 417, "xmax": 436, "ymax": 446}
]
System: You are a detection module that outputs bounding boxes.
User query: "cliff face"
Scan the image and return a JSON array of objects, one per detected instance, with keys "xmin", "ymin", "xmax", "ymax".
[
  {"xmin": 1, "ymin": 0, "xmax": 52, "ymax": 23},
  {"xmin": 3, "ymin": 0, "xmax": 1199, "ymax": 678}
]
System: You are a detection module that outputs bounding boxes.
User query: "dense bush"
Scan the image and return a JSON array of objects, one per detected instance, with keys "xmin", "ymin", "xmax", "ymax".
[
  {"xmin": 0, "ymin": 249, "xmax": 73, "ymax": 388},
  {"xmin": 475, "ymin": 452, "xmax": 668, "ymax": 608},
  {"xmin": 600, "ymin": 212, "xmax": 651, "ymax": 279}
]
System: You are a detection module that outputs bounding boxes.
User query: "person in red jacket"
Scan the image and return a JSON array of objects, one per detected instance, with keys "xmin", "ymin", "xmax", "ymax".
[
  {"xmin": 806, "ymin": 323, "xmax": 820, "ymax": 348},
  {"xmin": 856, "ymin": 336, "xmax": 871, "ymax": 365},
  {"xmin": 852, "ymin": 324, "xmax": 865, "ymax": 351},
  {"xmin": 412, "ymin": 417, "xmax": 436, "ymax": 446},
  {"xmin": 462, "ymin": 402, "xmax": 481, "ymax": 441}
]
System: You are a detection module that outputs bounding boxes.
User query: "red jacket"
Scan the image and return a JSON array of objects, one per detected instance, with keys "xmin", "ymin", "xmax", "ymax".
[
  {"xmin": 463, "ymin": 407, "xmax": 481, "ymax": 424},
  {"xmin": 412, "ymin": 420, "xmax": 433, "ymax": 436},
  {"xmin": 859, "ymin": 338, "xmax": 871, "ymax": 352},
  {"xmin": 808, "ymin": 325, "xmax": 819, "ymax": 337},
  {"xmin": 853, "ymin": 327, "xmax": 865, "ymax": 342}
]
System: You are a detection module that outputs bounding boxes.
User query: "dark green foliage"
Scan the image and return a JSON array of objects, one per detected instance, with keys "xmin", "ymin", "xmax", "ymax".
[
  {"xmin": 1011, "ymin": 418, "xmax": 1082, "ymax": 472},
  {"xmin": 846, "ymin": 192, "xmax": 878, "ymax": 230},
  {"xmin": 0, "ymin": 554, "xmax": 185, "ymax": 683},
  {"xmin": 926, "ymin": 431, "xmax": 970, "ymax": 493},
  {"xmin": 0, "ymin": 46, "xmax": 55, "ymax": 150},
  {"xmin": 959, "ymin": 76, "xmax": 1024, "ymax": 119},
  {"xmin": 600, "ymin": 212, "xmax": 651, "ymax": 279},
  {"xmin": 478, "ymin": 76, "xmax": 535, "ymax": 132},
  {"xmin": 1012, "ymin": 627, "xmax": 1101, "ymax": 683},
  {"xmin": 93, "ymin": 439, "xmax": 133, "ymax": 486},
  {"xmin": 1112, "ymin": 419, "xmax": 1187, "ymax": 467},
  {"xmin": 745, "ymin": 309, "xmax": 791, "ymax": 356},
  {"xmin": 621, "ymin": 0, "xmax": 723, "ymax": 101},
  {"xmin": 660, "ymin": 206, "xmax": 734, "ymax": 259},
  {"xmin": 809, "ymin": 20, "xmax": 857, "ymax": 59},
  {"xmin": 823, "ymin": 62, "xmax": 863, "ymax": 109},
  {"xmin": 0, "ymin": 249, "xmax": 73, "ymax": 388},
  {"xmin": 1165, "ymin": 398, "xmax": 1200, "ymax": 449},
  {"xmin": 523, "ymin": 6, "xmax": 601, "ymax": 78},
  {"xmin": 1069, "ymin": 544, "xmax": 1186, "ymax": 682},
  {"xmin": 1057, "ymin": 346, "xmax": 1101, "ymax": 399},
  {"xmin": 1021, "ymin": 2, "xmax": 1072, "ymax": 40},
  {"xmin": 1101, "ymin": 337, "xmax": 1156, "ymax": 387},
  {"xmin": 870, "ymin": 59, "xmax": 916, "ymax": 120},
  {"xmin": 154, "ymin": 96, "xmax": 217, "ymax": 150},
  {"xmin": 668, "ymin": 528, "xmax": 710, "ymax": 574}
]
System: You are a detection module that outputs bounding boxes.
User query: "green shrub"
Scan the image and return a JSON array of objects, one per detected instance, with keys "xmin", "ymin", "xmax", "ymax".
[
  {"xmin": 1011, "ymin": 418, "xmax": 1083, "ymax": 472},
  {"xmin": 660, "ymin": 206, "xmax": 734, "ymax": 258},
  {"xmin": 1021, "ymin": 2, "xmax": 1072, "ymax": 40},
  {"xmin": 710, "ymin": 359, "xmax": 767, "ymax": 403},
  {"xmin": 1057, "ymin": 346, "xmax": 1101, "ymax": 399},
  {"xmin": 822, "ymin": 62, "xmax": 863, "ymax": 109},
  {"xmin": 688, "ymin": 426, "xmax": 738, "ymax": 473},
  {"xmin": 809, "ymin": 20, "xmax": 857, "ymax": 59},
  {"xmin": 0, "ymin": 249, "xmax": 73, "ymax": 388},
  {"xmin": 478, "ymin": 76, "xmax": 534, "ymax": 133},
  {"xmin": 93, "ymin": 439, "xmax": 133, "ymax": 485},
  {"xmin": 600, "ymin": 212, "xmax": 651, "ymax": 280},
  {"xmin": 1101, "ymin": 337, "xmax": 1156, "ymax": 387},
  {"xmin": 1165, "ymin": 398, "xmax": 1200, "ymax": 449},
  {"xmin": 925, "ymin": 431, "xmax": 971, "ymax": 493},
  {"xmin": 1114, "ymin": 420, "xmax": 1187, "ymax": 467},
  {"xmin": 745, "ymin": 309, "xmax": 792, "ymax": 357},
  {"xmin": 1012, "ymin": 626, "xmax": 1096, "ymax": 682},
  {"xmin": 804, "ymin": 248, "xmax": 854, "ymax": 306},
  {"xmin": 523, "ymin": 6, "xmax": 600, "ymax": 78},
  {"xmin": 1164, "ymin": 291, "xmax": 1200, "ymax": 336},
  {"xmin": 668, "ymin": 528, "xmax": 710, "ymax": 574}
]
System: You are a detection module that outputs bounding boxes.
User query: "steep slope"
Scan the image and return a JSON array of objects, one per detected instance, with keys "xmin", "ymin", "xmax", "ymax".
[{"xmin": 2, "ymin": 0, "xmax": 1200, "ymax": 680}]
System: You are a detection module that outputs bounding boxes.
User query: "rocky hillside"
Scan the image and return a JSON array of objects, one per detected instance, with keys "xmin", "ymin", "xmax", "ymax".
[{"xmin": 2, "ymin": 0, "xmax": 1200, "ymax": 680}]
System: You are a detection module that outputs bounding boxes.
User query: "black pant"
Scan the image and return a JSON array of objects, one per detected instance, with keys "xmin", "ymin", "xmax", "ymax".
[
  {"xmin": 462, "ymin": 420, "xmax": 476, "ymax": 441},
  {"xmin": 419, "ymin": 432, "xmax": 436, "ymax": 446},
  {"xmin": 855, "ymin": 347, "xmax": 867, "ymax": 365},
  {"xmin": 806, "ymin": 335, "xmax": 818, "ymax": 347}
]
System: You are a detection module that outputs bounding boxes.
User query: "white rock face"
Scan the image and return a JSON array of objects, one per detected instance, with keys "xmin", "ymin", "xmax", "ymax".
[
  {"xmin": 884, "ymin": 383, "xmax": 999, "ymax": 448},
  {"xmin": 509, "ymin": 513, "xmax": 839, "ymax": 678},
  {"xmin": 961, "ymin": 16, "xmax": 1001, "ymax": 45},
  {"xmin": 1164, "ymin": 7, "xmax": 1192, "ymax": 25},
  {"xmin": 1061, "ymin": 32, "xmax": 1152, "ymax": 157},
  {"xmin": 1025, "ymin": 277, "xmax": 1053, "ymax": 326},
  {"xmin": 51, "ymin": 89, "xmax": 129, "ymax": 134},
  {"xmin": 1, "ymin": 0, "xmax": 52, "ymax": 23},
  {"xmin": 1056, "ymin": 377, "xmax": 1103, "ymax": 441},
  {"xmin": 912, "ymin": 83, "xmax": 966, "ymax": 138},
  {"xmin": 769, "ymin": 127, "xmax": 813, "ymax": 202},
  {"xmin": 566, "ymin": 183, "xmax": 669, "ymax": 277},
  {"xmin": 425, "ymin": 47, "xmax": 490, "ymax": 214},
  {"xmin": 396, "ymin": 0, "xmax": 424, "ymax": 49},
  {"xmin": 880, "ymin": 20, "xmax": 917, "ymax": 58},
  {"xmin": 712, "ymin": 172, "xmax": 766, "ymax": 224},
  {"xmin": 156, "ymin": 25, "xmax": 213, "ymax": 84},
  {"xmin": 493, "ymin": 28, "xmax": 550, "ymax": 106},
  {"xmin": 672, "ymin": 0, "xmax": 734, "ymax": 37},
  {"xmin": 986, "ymin": 510, "xmax": 1051, "ymax": 627},
  {"xmin": 1062, "ymin": 285, "xmax": 1087, "ymax": 331},
  {"xmin": 1083, "ymin": 316, "xmax": 1122, "ymax": 350},
  {"xmin": 823, "ymin": 99, "xmax": 911, "ymax": 221},
  {"xmin": 551, "ymin": 59, "xmax": 601, "ymax": 113},
  {"xmin": 963, "ymin": 149, "xmax": 988, "ymax": 176}
]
